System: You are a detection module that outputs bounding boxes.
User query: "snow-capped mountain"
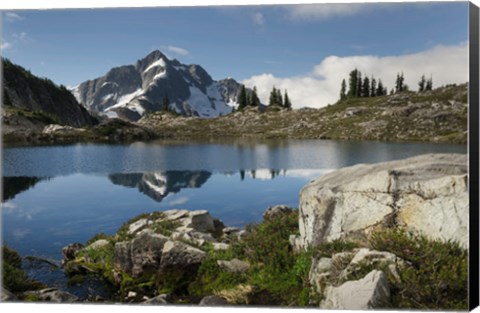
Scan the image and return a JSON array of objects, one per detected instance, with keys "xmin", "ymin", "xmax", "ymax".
[
  {"xmin": 71, "ymin": 50, "xmax": 245, "ymax": 120},
  {"xmin": 108, "ymin": 171, "xmax": 211, "ymax": 202}
]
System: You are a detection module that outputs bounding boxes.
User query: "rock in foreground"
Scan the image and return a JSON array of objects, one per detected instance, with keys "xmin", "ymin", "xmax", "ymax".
[{"xmin": 295, "ymin": 153, "xmax": 468, "ymax": 250}]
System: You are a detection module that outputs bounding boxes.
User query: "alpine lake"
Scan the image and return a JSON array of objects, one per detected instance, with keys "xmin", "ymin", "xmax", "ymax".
[{"xmin": 1, "ymin": 138, "xmax": 467, "ymax": 299}]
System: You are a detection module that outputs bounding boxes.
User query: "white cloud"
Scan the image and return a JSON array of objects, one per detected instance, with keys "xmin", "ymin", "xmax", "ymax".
[
  {"xmin": 5, "ymin": 12, "xmax": 24, "ymax": 22},
  {"xmin": 243, "ymin": 43, "xmax": 468, "ymax": 109},
  {"xmin": 1, "ymin": 40, "xmax": 12, "ymax": 50},
  {"xmin": 12, "ymin": 32, "xmax": 28, "ymax": 41},
  {"xmin": 252, "ymin": 12, "xmax": 265, "ymax": 26},
  {"xmin": 168, "ymin": 196, "xmax": 189, "ymax": 206},
  {"xmin": 166, "ymin": 45, "xmax": 189, "ymax": 56}
]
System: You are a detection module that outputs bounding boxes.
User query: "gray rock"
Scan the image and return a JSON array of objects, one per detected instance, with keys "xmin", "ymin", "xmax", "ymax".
[
  {"xmin": 86, "ymin": 239, "xmax": 110, "ymax": 250},
  {"xmin": 212, "ymin": 243, "xmax": 230, "ymax": 250},
  {"xmin": 1, "ymin": 287, "xmax": 17, "ymax": 301},
  {"xmin": 309, "ymin": 257, "xmax": 332, "ymax": 293},
  {"xmin": 23, "ymin": 288, "xmax": 79, "ymax": 303},
  {"xmin": 141, "ymin": 294, "xmax": 170, "ymax": 304},
  {"xmin": 188, "ymin": 210, "xmax": 215, "ymax": 233},
  {"xmin": 342, "ymin": 248, "xmax": 404, "ymax": 281},
  {"xmin": 217, "ymin": 258, "xmax": 250, "ymax": 273},
  {"xmin": 199, "ymin": 295, "xmax": 228, "ymax": 306},
  {"xmin": 263, "ymin": 205, "xmax": 292, "ymax": 219},
  {"xmin": 114, "ymin": 229, "xmax": 169, "ymax": 277},
  {"xmin": 128, "ymin": 218, "xmax": 151, "ymax": 234},
  {"xmin": 320, "ymin": 270, "xmax": 390, "ymax": 309},
  {"xmin": 159, "ymin": 240, "xmax": 207, "ymax": 271},
  {"xmin": 298, "ymin": 154, "xmax": 468, "ymax": 249},
  {"xmin": 61, "ymin": 243, "xmax": 84, "ymax": 262}
]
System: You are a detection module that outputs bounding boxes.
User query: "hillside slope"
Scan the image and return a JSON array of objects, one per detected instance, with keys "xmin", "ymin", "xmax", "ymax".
[
  {"xmin": 2, "ymin": 58, "xmax": 97, "ymax": 127},
  {"xmin": 138, "ymin": 83, "xmax": 468, "ymax": 144}
]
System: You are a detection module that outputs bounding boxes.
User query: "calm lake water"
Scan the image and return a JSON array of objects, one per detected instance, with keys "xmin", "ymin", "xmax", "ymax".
[{"xmin": 1, "ymin": 138, "xmax": 466, "ymax": 295}]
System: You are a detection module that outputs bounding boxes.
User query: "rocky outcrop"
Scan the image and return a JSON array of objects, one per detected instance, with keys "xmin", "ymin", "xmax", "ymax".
[
  {"xmin": 320, "ymin": 270, "xmax": 390, "ymax": 309},
  {"xmin": 294, "ymin": 153, "xmax": 468, "ymax": 250}
]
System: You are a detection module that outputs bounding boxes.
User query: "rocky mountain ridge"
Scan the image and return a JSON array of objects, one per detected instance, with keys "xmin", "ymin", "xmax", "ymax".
[{"xmin": 72, "ymin": 50, "xmax": 246, "ymax": 119}]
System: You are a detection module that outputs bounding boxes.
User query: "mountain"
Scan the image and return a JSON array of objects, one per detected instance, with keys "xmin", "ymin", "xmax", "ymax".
[
  {"xmin": 108, "ymin": 171, "xmax": 211, "ymax": 202},
  {"xmin": 72, "ymin": 50, "xmax": 246, "ymax": 120},
  {"xmin": 2, "ymin": 58, "xmax": 97, "ymax": 127}
]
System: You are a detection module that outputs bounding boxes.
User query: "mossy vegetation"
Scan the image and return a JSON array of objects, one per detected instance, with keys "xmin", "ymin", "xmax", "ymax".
[{"xmin": 2, "ymin": 246, "xmax": 44, "ymax": 294}]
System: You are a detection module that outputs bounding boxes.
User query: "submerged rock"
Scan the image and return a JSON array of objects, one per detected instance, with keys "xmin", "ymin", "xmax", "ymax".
[{"xmin": 297, "ymin": 153, "xmax": 468, "ymax": 249}]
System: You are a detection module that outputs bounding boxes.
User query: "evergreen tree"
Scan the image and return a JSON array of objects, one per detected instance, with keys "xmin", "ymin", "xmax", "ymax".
[
  {"xmin": 283, "ymin": 90, "xmax": 292, "ymax": 109},
  {"xmin": 249, "ymin": 86, "xmax": 261, "ymax": 107},
  {"xmin": 376, "ymin": 79, "xmax": 385, "ymax": 96},
  {"xmin": 356, "ymin": 71, "xmax": 362, "ymax": 97},
  {"xmin": 237, "ymin": 85, "xmax": 247, "ymax": 110},
  {"xmin": 162, "ymin": 94, "xmax": 170, "ymax": 110},
  {"xmin": 348, "ymin": 69, "xmax": 359, "ymax": 97},
  {"xmin": 395, "ymin": 72, "xmax": 405, "ymax": 93},
  {"xmin": 362, "ymin": 77, "xmax": 370, "ymax": 98},
  {"xmin": 418, "ymin": 74, "xmax": 426, "ymax": 92},
  {"xmin": 370, "ymin": 77, "xmax": 377, "ymax": 97},
  {"xmin": 340, "ymin": 79, "xmax": 347, "ymax": 100},
  {"xmin": 425, "ymin": 76, "xmax": 433, "ymax": 91},
  {"xmin": 269, "ymin": 86, "xmax": 283, "ymax": 107},
  {"xmin": 276, "ymin": 89, "xmax": 283, "ymax": 107}
]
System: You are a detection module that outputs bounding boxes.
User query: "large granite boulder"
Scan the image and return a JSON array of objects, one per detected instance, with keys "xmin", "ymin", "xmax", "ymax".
[{"xmin": 295, "ymin": 154, "xmax": 468, "ymax": 249}]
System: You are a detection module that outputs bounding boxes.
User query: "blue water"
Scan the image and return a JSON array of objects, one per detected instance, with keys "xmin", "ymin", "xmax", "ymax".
[{"xmin": 2, "ymin": 139, "xmax": 467, "ymax": 261}]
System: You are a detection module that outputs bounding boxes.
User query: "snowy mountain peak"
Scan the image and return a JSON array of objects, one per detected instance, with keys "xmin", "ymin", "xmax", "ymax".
[{"xmin": 72, "ymin": 51, "xmax": 247, "ymax": 120}]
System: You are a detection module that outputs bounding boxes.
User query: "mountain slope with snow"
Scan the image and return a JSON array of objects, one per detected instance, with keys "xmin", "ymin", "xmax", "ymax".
[{"xmin": 72, "ymin": 50, "xmax": 245, "ymax": 120}]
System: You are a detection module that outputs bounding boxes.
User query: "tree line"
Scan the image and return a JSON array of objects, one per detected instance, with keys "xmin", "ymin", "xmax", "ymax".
[
  {"xmin": 237, "ymin": 85, "xmax": 292, "ymax": 110},
  {"xmin": 339, "ymin": 69, "xmax": 433, "ymax": 101}
]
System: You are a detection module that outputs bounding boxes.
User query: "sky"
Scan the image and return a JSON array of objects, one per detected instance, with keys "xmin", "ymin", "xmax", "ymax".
[{"xmin": 0, "ymin": 1, "xmax": 471, "ymax": 108}]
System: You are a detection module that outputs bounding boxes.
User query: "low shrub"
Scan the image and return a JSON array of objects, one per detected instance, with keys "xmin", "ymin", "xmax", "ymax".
[{"xmin": 369, "ymin": 228, "xmax": 468, "ymax": 310}]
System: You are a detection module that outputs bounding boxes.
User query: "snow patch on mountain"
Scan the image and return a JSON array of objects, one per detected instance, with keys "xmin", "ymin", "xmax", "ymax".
[{"xmin": 144, "ymin": 58, "xmax": 166, "ymax": 73}]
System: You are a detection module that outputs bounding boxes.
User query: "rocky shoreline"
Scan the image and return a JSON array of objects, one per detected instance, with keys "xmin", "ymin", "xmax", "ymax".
[{"xmin": 1, "ymin": 153, "xmax": 469, "ymax": 309}]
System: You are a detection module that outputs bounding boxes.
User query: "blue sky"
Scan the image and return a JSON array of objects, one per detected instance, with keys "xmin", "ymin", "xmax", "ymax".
[{"xmin": 1, "ymin": 2, "xmax": 470, "ymax": 107}]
